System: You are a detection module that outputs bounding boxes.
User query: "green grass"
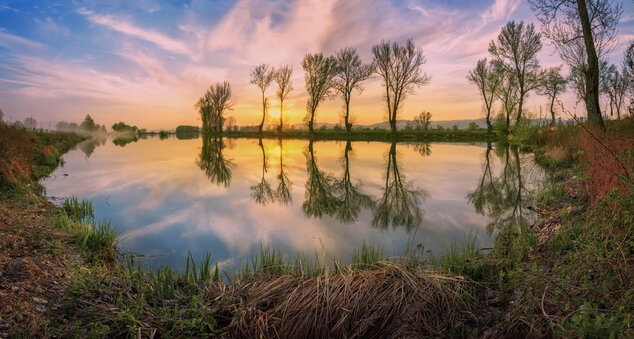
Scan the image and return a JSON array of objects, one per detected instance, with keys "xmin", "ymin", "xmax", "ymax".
[{"xmin": 55, "ymin": 197, "xmax": 118, "ymax": 260}]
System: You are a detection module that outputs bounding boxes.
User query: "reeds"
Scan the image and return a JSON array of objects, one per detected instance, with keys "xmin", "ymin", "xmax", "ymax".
[{"xmin": 55, "ymin": 197, "xmax": 118, "ymax": 260}]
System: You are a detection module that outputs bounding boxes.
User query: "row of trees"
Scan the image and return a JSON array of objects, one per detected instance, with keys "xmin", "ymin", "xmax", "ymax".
[
  {"xmin": 469, "ymin": 0, "xmax": 631, "ymax": 131},
  {"xmin": 197, "ymin": 0, "xmax": 631, "ymax": 135},
  {"xmin": 197, "ymin": 39, "xmax": 430, "ymax": 135}
]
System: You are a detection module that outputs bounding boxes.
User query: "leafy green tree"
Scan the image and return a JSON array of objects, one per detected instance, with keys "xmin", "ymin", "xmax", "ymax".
[
  {"xmin": 80, "ymin": 114, "xmax": 98, "ymax": 131},
  {"xmin": 488, "ymin": 21, "xmax": 542, "ymax": 124},
  {"xmin": 372, "ymin": 39, "xmax": 431, "ymax": 133},
  {"xmin": 467, "ymin": 122, "xmax": 479, "ymax": 131},
  {"xmin": 196, "ymin": 82, "xmax": 233, "ymax": 134},
  {"xmin": 333, "ymin": 48, "xmax": 374, "ymax": 134},
  {"xmin": 302, "ymin": 53, "xmax": 338, "ymax": 134}
]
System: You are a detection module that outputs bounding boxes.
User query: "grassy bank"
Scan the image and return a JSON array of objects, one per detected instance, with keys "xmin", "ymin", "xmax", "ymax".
[{"xmin": 1, "ymin": 119, "xmax": 632, "ymax": 337}]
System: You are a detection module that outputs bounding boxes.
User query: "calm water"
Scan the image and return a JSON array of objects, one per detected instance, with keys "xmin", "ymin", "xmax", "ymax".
[{"xmin": 42, "ymin": 135, "xmax": 548, "ymax": 270}]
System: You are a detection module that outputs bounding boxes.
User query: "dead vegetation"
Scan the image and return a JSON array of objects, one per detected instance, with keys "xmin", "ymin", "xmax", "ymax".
[{"xmin": 232, "ymin": 265, "xmax": 474, "ymax": 338}]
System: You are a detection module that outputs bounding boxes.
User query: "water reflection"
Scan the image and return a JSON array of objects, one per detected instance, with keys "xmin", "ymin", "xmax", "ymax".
[
  {"xmin": 78, "ymin": 135, "xmax": 107, "ymax": 158},
  {"xmin": 467, "ymin": 142, "xmax": 545, "ymax": 233},
  {"xmin": 334, "ymin": 141, "xmax": 373, "ymax": 224},
  {"xmin": 197, "ymin": 136, "xmax": 233, "ymax": 187},
  {"xmin": 43, "ymin": 137, "xmax": 547, "ymax": 271},
  {"xmin": 372, "ymin": 142, "xmax": 428, "ymax": 231},
  {"xmin": 303, "ymin": 140, "xmax": 340, "ymax": 219}
]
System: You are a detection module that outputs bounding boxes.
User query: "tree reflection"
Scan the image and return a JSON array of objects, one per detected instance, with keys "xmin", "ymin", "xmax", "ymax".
[
  {"xmin": 413, "ymin": 142, "xmax": 432, "ymax": 157},
  {"xmin": 274, "ymin": 139, "xmax": 292, "ymax": 205},
  {"xmin": 468, "ymin": 143, "xmax": 540, "ymax": 233},
  {"xmin": 372, "ymin": 142, "xmax": 427, "ymax": 231},
  {"xmin": 197, "ymin": 136, "xmax": 233, "ymax": 187},
  {"xmin": 78, "ymin": 135, "xmax": 106, "ymax": 158},
  {"xmin": 302, "ymin": 140, "xmax": 340, "ymax": 218},
  {"xmin": 250, "ymin": 138, "xmax": 274, "ymax": 204},
  {"xmin": 333, "ymin": 141, "xmax": 373, "ymax": 223}
]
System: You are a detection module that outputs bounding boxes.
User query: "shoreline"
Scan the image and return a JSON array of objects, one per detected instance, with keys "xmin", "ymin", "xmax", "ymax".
[{"xmin": 0, "ymin": 120, "xmax": 632, "ymax": 337}]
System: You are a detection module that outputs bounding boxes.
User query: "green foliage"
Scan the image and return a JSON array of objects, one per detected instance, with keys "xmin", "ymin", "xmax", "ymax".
[
  {"xmin": 433, "ymin": 232, "xmax": 487, "ymax": 280},
  {"xmin": 56, "ymin": 197, "xmax": 118, "ymax": 259},
  {"xmin": 350, "ymin": 242, "xmax": 385, "ymax": 269},
  {"xmin": 466, "ymin": 121, "xmax": 479, "ymax": 131},
  {"xmin": 537, "ymin": 182, "xmax": 565, "ymax": 205},
  {"xmin": 509, "ymin": 118, "xmax": 539, "ymax": 149},
  {"xmin": 175, "ymin": 125, "xmax": 200, "ymax": 134},
  {"xmin": 111, "ymin": 122, "xmax": 138, "ymax": 133}
]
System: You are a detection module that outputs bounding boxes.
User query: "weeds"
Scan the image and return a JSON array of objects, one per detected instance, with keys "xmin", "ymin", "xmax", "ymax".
[{"xmin": 55, "ymin": 197, "xmax": 118, "ymax": 261}]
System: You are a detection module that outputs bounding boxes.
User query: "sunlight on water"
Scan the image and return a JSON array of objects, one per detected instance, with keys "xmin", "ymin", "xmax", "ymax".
[{"xmin": 42, "ymin": 135, "xmax": 548, "ymax": 270}]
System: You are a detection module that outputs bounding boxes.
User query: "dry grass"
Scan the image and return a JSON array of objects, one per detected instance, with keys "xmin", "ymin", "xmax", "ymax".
[
  {"xmin": 543, "ymin": 145, "xmax": 572, "ymax": 164},
  {"xmin": 230, "ymin": 263, "xmax": 475, "ymax": 338}
]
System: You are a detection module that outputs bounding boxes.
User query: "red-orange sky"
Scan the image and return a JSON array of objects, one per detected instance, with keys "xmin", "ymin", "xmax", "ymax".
[{"xmin": 0, "ymin": 0, "xmax": 632, "ymax": 130}]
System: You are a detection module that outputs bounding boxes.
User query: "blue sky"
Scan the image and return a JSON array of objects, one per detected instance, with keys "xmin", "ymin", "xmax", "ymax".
[{"xmin": 0, "ymin": 0, "xmax": 632, "ymax": 129}]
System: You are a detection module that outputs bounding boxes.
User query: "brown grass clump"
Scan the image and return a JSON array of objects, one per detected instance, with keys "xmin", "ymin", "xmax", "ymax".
[
  {"xmin": 230, "ymin": 264, "xmax": 474, "ymax": 338},
  {"xmin": 543, "ymin": 145, "xmax": 571, "ymax": 164}
]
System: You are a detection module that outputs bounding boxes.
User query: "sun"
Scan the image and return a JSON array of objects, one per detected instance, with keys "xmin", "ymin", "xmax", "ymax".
[{"xmin": 268, "ymin": 110, "xmax": 281, "ymax": 118}]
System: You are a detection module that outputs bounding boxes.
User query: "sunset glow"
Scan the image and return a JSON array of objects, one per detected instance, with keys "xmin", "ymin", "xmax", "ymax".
[{"xmin": 0, "ymin": 0, "xmax": 632, "ymax": 130}]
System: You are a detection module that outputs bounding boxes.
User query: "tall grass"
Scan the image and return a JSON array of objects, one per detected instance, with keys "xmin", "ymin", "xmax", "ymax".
[{"xmin": 55, "ymin": 197, "xmax": 118, "ymax": 260}]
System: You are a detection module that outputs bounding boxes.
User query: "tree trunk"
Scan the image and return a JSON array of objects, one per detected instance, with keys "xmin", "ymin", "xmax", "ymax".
[
  {"xmin": 550, "ymin": 95, "xmax": 556, "ymax": 126},
  {"xmin": 309, "ymin": 111, "xmax": 314, "ymax": 134},
  {"xmin": 576, "ymin": 0, "xmax": 605, "ymax": 129},
  {"xmin": 345, "ymin": 97, "xmax": 351, "ymax": 135},
  {"xmin": 279, "ymin": 99, "xmax": 284, "ymax": 134},
  {"xmin": 516, "ymin": 81, "xmax": 524, "ymax": 125},
  {"xmin": 259, "ymin": 92, "xmax": 265, "ymax": 134}
]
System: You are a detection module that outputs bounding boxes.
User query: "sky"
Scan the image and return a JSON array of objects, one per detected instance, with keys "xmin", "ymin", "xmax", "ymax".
[{"xmin": 0, "ymin": 0, "xmax": 632, "ymax": 130}]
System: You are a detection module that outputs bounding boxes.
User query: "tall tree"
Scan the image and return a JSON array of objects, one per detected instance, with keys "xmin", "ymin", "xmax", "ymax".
[
  {"xmin": 274, "ymin": 66, "xmax": 294, "ymax": 133},
  {"xmin": 467, "ymin": 58, "xmax": 502, "ymax": 132},
  {"xmin": 488, "ymin": 21, "xmax": 542, "ymax": 124},
  {"xmin": 302, "ymin": 53, "xmax": 338, "ymax": 134},
  {"xmin": 196, "ymin": 82, "xmax": 233, "ymax": 134},
  {"xmin": 250, "ymin": 64, "xmax": 275, "ymax": 134},
  {"xmin": 496, "ymin": 71, "xmax": 520, "ymax": 130},
  {"xmin": 372, "ymin": 39, "xmax": 431, "ymax": 133},
  {"xmin": 413, "ymin": 111, "xmax": 432, "ymax": 130},
  {"xmin": 537, "ymin": 65, "xmax": 568, "ymax": 125},
  {"xmin": 529, "ymin": 0, "xmax": 622, "ymax": 128},
  {"xmin": 333, "ymin": 48, "xmax": 374, "ymax": 134}
]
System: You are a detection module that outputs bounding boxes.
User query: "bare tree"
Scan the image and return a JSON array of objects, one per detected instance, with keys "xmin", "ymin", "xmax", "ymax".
[
  {"xmin": 467, "ymin": 58, "xmax": 502, "ymax": 133},
  {"xmin": 624, "ymin": 41, "xmax": 634, "ymax": 115},
  {"xmin": 0, "ymin": 108, "xmax": 4, "ymax": 124},
  {"xmin": 413, "ymin": 111, "xmax": 432, "ymax": 130},
  {"xmin": 275, "ymin": 66, "xmax": 293, "ymax": 132},
  {"xmin": 538, "ymin": 65, "xmax": 568, "ymax": 125},
  {"xmin": 302, "ymin": 53, "xmax": 338, "ymax": 134},
  {"xmin": 488, "ymin": 21, "xmax": 542, "ymax": 124},
  {"xmin": 333, "ymin": 48, "xmax": 374, "ymax": 134},
  {"xmin": 250, "ymin": 64, "xmax": 275, "ymax": 134},
  {"xmin": 529, "ymin": 0, "xmax": 622, "ymax": 128},
  {"xmin": 372, "ymin": 38, "xmax": 431, "ymax": 133},
  {"xmin": 602, "ymin": 64, "xmax": 628, "ymax": 120}
]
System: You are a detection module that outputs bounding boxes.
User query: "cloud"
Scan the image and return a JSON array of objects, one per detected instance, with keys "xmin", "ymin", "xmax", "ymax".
[{"xmin": 78, "ymin": 8, "xmax": 191, "ymax": 55}]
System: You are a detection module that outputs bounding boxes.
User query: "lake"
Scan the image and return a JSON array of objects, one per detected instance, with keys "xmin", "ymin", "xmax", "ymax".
[{"xmin": 42, "ymin": 135, "xmax": 549, "ymax": 270}]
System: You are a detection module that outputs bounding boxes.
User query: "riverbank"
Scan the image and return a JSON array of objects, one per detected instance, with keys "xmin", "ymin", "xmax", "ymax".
[
  {"xmin": 1, "ymin": 120, "xmax": 632, "ymax": 337},
  {"xmin": 199, "ymin": 128, "xmax": 493, "ymax": 142}
]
